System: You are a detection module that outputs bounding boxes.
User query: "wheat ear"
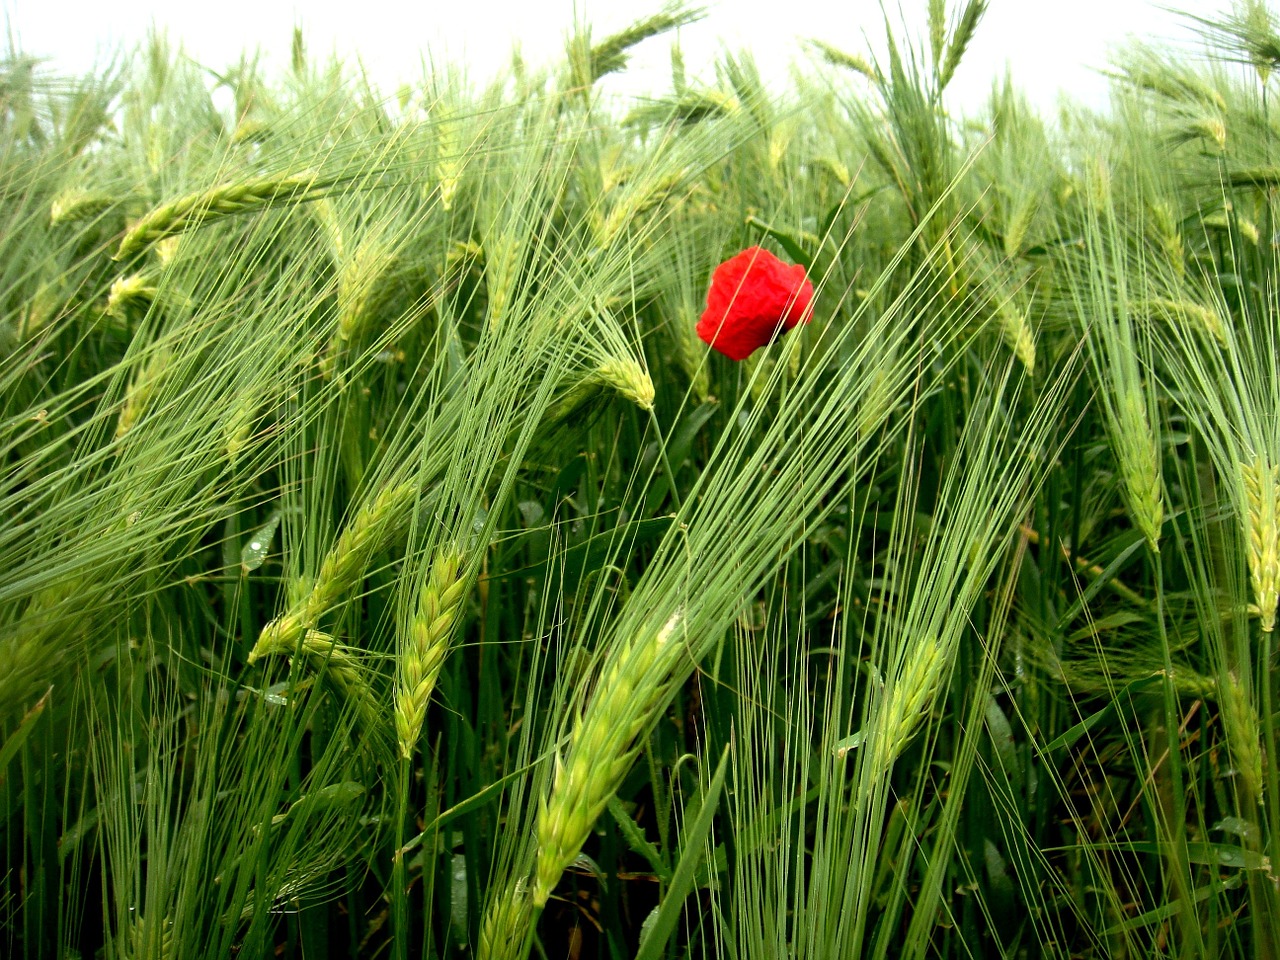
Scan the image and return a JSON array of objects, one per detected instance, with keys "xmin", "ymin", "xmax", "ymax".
[
  {"xmin": 1241, "ymin": 457, "xmax": 1280, "ymax": 632},
  {"xmin": 544, "ymin": 358, "xmax": 656, "ymax": 425},
  {"xmin": 1113, "ymin": 386, "xmax": 1164, "ymax": 552},
  {"xmin": 862, "ymin": 636, "xmax": 948, "ymax": 777},
  {"xmin": 249, "ymin": 481, "xmax": 417, "ymax": 661},
  {"xmin": 394, "ymin": 546, "xmax": 467, "ymax": 760},
  {"xmin": 806, "ymin": 39, "xmax": 883, "ymax": 83},
  {"xmin": 996, "ymin": 297, "xmax": 1036, "ymax": 375},
  {"xmin": 123, "ymin": 913, "xmax": 173, "ymax": 960},
  {"xmin": 116, "ymin": 345, "xmax": 172, "ymax": 440},
  {"xmin": 533, "ymin": 609, "xmax": 685, "ymax": 907},
  {"xmin": 1220, "ymin": 671, "xmax": 1263, "ymax": 805},
  {"xmin": 116, "ymin": 170, "xmax": 326, "ymax": 260},
  {"xmin": 106, "ymin": 273, "xmax": 158, "ymax": 320},
  {"xmin": 477, "ymin": 880, "xmax": 533, "ymax": 960},
  {"xmin": 50, "ymin": 188, "xmax": 114, "ymax": 225},
  {"xmin": 248, "ymin": 629, "xmax": 379, "ymax": 732},
  {"xmin": 939, "ymin": 0, "xmax": 988, "ymax": 91},
  {"xmin": 1137, "ymin": 296, "xmax": 1227, "ymax": 346}
]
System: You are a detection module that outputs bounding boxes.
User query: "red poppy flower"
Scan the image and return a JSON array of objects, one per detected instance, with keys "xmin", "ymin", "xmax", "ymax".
[{"xmin": 696, "ymin": 246, "xmax": 814, "ymax": 361}]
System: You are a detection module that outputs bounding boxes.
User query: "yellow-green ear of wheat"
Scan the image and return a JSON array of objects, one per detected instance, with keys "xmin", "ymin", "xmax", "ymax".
[
  {"xmin": 477, "ymin": 880, "xmax": 533, "ymax": 960},
  {"xmin": 1114, "ymin": 387, "xmax": 1164, "ymax": 553},
  {"xmin": 851, "ymin": 636, "xmax": 949, "ymax": 779},
  {"xmin": 394, "ymin": 546, "xmax": 467, "ymax": 760},
  {"xmin": 116, "ymin": 171, "xmax": 326, "ymax": 260},
  {"xmin": 247, "ymin": 629, "xmax": 379, "ymax": 733},
  {"xmin": 533, "ymin": 609, "xmax": 684, "ymax": 908},
  {"xmin": 249, "ymin": 481, "xmax": 417, "ymax": 661},
  {"xmin": 1221, "ymin": 671, "xmax": 1263, "ymax": 805},
  {"xmin": 1242, "ymin": 457, "xmax": 1280, "ymax": 632}
]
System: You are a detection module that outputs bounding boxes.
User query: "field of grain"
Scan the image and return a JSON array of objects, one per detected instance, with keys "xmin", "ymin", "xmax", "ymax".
[{"xmin": 5, "ymin": 3, "xmax": 1280, "ymax": 957}]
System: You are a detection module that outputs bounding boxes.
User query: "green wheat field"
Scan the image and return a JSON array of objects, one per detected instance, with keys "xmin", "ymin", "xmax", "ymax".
[{"xmin": 5, "ymin": 2, "xmax": 1280, "ymax": 957}]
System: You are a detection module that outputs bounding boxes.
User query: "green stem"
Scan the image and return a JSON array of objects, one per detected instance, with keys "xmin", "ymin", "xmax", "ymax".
[
  {"xmin": 393, "ymin": 754, "xmax": 412, "ymax": 960},
  {"xmin": 648, "ymin": 407, "xmax": 683, "ymax": 513},
  {"xmin": 1152, "ymin": 551, "xmax": 1203, "ymax": 959},
  {"xmin": 1255, "ymin": 622, "xmax": 1280, "ymax": 960}
]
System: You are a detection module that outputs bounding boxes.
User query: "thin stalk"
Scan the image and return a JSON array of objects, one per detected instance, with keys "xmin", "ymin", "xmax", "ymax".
[
  {"xmin": 393, "ymin": 755, "xmax": 412, "ymax": 960},
  {"xmin": 648, "ymin": 406, "xmax": 683, "ymax": 513},
  {"xmin": 1152, "ymin": 550, "xmax": 1203, "ymax": 959}
]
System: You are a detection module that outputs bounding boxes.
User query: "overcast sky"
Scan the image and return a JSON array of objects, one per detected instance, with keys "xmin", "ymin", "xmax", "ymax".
[{"xmin": 2, "ymin": 0, "xmax": 1217, "ymax": 114}]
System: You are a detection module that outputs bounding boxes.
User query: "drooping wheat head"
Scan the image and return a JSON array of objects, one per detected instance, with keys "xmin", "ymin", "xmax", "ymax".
[
  {"xmin": 394, "ymin": 545, "xmax": 467, "ymax": 760},
  {"xmin": 533, "ymin": 609, "xmax": 685, "ymax": 907},
  {"xmin": 116, "ymin": 170, "xmax": 327, "ymax": 260},
  {"xmin": 249, "ymin": 481, "xmax": 418, "ymax": 661}
]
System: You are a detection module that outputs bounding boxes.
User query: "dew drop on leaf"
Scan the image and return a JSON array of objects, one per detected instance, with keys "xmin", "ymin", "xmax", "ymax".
[{"xmin": 241, "ymin": 511, "xmax": 282, "ymax": 573}]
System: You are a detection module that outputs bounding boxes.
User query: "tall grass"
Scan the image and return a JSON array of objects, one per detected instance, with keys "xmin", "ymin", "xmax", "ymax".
[{"xmin": 6, "ymin": 3, "xmax": 1280, "ymax": 958}]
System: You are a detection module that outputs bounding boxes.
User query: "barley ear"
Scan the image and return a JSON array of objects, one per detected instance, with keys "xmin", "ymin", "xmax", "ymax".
[
  {"xmin": 477, "ymin": 880, "xmax": 534, "ymax": 960},
  {"xmin": 1241, "ymin": 457, "xmax": 1280, "ymax": 632},
  {"xmin": 394, "ymin": 546, "xmax": 467, "ymax": 760},
  {"xmin": 533, "ymin": 610, "xmax": 684, "ymax": 907},
  {"xmin": 116, "ymin": 170, "xmax": 326, "ymax": 260},
  {"xmin": 1220, "ymin": 672, "xmax": 1263, "ymax": 805},
  {"xmin": 248, "ymin": 481, "xmax": 417, "ymax": 663}
]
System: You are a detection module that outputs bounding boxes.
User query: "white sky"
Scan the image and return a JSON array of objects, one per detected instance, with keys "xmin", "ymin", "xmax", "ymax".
[{"xmin": 2, "ymin": 0, "xmax": 1219, "ymax": 114}]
